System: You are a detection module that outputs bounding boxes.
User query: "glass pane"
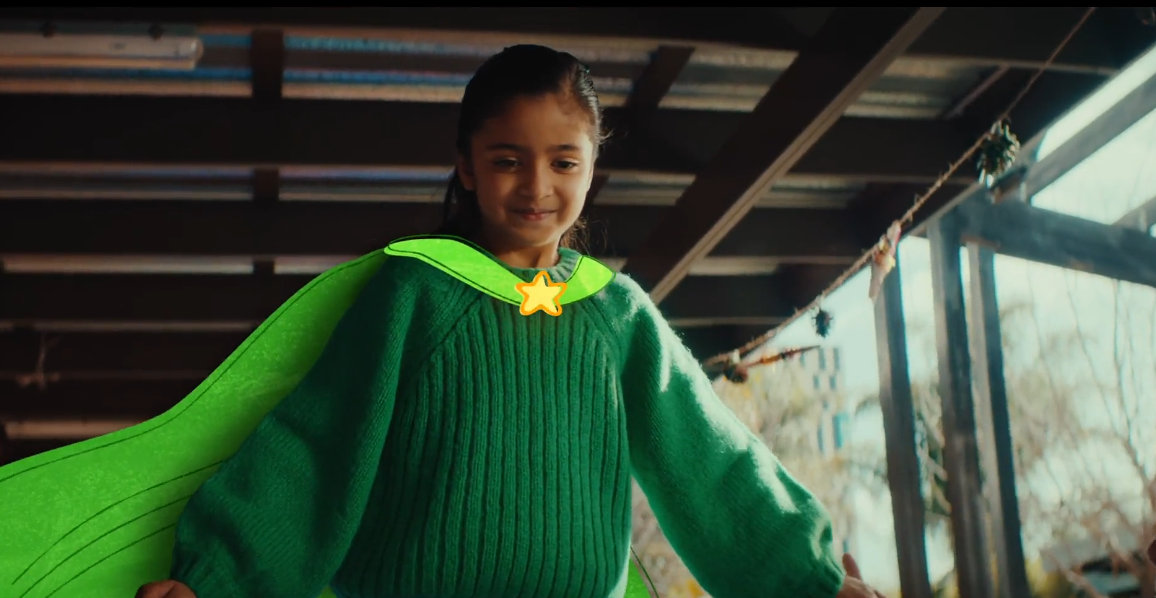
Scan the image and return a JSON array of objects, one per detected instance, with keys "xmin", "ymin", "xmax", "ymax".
[
  {"xmin": 1030, "ymin": 43, "xmax": 1156, "ymax": 225},
  {"xmin": 994, "ymin": 254, "xmax": 1156, "ymax": 596},
  {"xmin": 1036, "ymin": 44, "xmax": 1156, "ymax": 158},
  {"xmin": 1031, "ymin": 107, "xmax": 1156, "ymax": 225}
]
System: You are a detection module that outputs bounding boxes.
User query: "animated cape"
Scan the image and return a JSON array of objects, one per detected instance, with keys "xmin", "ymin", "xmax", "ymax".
[{"xmin": 0, "ymin": 236, "xmax": 653, "ymax": 598}]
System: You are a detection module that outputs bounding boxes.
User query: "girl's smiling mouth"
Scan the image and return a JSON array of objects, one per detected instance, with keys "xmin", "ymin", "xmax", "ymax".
[{"xmin": 510, "ymin": 208, "xmax": 557, "ymax": 221}]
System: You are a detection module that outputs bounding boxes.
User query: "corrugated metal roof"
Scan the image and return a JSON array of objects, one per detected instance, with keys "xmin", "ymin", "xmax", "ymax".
[
  {"xmin": 0, "ymin": 30, "xmax": 988, "ymax": 119},
  {"xmin": 0, "ymin": 24, "xmax": 973, "ymax": 247}
]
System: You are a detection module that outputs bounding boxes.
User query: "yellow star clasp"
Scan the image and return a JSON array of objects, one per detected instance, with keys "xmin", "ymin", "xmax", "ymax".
[{"xmin": 515, "ymin": 271, "xmax": 568, "ymax": 317}]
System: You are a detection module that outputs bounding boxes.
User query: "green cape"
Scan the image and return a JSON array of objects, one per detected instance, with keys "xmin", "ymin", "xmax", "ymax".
[{"xmin": 0, "ymin": 236, "xmax": 651, "ymax": 598}]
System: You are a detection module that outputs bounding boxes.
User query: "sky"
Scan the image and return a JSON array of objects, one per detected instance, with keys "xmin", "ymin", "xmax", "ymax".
[{"xmin": 763, "ymin": 44, "xmax": 1156, "ymax": 591}]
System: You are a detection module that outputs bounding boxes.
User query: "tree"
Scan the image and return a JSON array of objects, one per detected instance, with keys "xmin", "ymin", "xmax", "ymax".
[{"xmin": 1015, "ymin": 276, "xmax": 1156, "ymax": 598}]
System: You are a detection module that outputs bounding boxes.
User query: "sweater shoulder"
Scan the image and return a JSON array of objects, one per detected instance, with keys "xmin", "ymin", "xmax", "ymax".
[
  {"xmin": 591, "ymin": 271, "xmax": 654, "ymax": 325},
  {"xmin": 347, "ymin": 252, "xmax": 484, "ymax": 351},
  {"xmin": 585, "ymin": 271, "xmax": 682, "ymax": 358},
  {"xmin": 370, "ymin": 252, "xmax": 481, "ymax": 309}
]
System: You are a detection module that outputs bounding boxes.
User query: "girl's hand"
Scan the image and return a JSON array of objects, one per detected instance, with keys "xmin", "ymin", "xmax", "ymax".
[
  {"xmin": 135, "ymin": 580, "xmax": 197, "ymax": 598},
  {"xmin": 835, "ymin": 554, "xmax": 887, "ymax": 598}
]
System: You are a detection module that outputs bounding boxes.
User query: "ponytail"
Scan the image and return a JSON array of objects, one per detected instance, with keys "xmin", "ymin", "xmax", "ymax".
[{"xmin": 436, "ymin": 169, "xmax": 482, "ymax": 238}]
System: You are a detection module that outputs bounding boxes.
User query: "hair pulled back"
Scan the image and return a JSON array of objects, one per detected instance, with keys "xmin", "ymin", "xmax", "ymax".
[{"xmin": 436, "ymin": 44, "xmax": 605, "ymax": 249}]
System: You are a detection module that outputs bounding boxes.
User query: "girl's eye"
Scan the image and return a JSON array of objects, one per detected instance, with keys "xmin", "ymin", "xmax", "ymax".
[
  {"xmin": 493, "ymin": 158, "xmax": 519, "ymax": 168},
  {"xmin": 555, "ymin": 160, "xmax": 579, "ymax": 170}
]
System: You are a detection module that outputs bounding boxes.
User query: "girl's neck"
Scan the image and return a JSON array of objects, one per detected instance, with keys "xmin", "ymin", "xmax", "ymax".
[{"xmin": 471, "ymin": 230, "xmax": 561, "ymax": 270}]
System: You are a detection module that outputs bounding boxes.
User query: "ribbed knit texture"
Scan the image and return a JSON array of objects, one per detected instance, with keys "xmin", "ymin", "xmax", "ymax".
[{"xmin": 170, "ymin": 247, "xmax": 845, "ymax": 598}]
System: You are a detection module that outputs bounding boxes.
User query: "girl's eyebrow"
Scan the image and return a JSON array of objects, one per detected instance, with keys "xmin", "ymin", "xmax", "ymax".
[{"xmin": 483, "ymin": 142, "xmax": 582, "ymax": 152}]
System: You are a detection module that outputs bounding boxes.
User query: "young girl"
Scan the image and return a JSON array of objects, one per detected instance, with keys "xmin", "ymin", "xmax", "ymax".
[{"xmin": 136, "ymin": 45, "xmax": 885, "ymax": 598}]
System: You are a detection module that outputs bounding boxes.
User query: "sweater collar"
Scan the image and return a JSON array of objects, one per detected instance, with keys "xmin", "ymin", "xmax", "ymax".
[{"xmin": 491, "ymin": 247, "xmax": 583, "ymax": 283}]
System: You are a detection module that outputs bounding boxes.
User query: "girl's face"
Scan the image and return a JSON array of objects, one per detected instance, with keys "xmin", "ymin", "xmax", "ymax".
[{"xmin": 458, "ymin": 93, "xmax": 596, "ymax": 252}]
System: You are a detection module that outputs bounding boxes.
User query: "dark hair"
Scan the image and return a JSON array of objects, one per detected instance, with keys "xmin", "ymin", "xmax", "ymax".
[{"xmin": 437, "ymin": 44, "xmax": 606, "ymax": 250}]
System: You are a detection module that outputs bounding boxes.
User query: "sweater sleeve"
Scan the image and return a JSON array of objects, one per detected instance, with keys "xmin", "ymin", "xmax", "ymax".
[
  {"xmin": 169, "ymin": 258, "xmax": 427, "ymax": 598},
  {"xmin": 619, "ymin": 285, "xmax": 845, "ymax": 598}
]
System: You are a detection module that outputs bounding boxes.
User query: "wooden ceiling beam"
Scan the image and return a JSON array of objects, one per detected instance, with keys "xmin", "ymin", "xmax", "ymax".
[
  {"xmin": 620, "ymin": 8, "xmax": 945, "ymax": 302},
  {"xmin": 587, "ymin": 44, "xmax": 695, "ymax": 207},
  {"xmin": 0, "ymin": 95, "xmax": 976, "ymax": 185},
  {"xmin": 0, "ymin": 200, "xmax": 867, "ymax": 263},
  {"xmin": 0, "ymin": 8, "xmax": 1141, "ymax": 73}
]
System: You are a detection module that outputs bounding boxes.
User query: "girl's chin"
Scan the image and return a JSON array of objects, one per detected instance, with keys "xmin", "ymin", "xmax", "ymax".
[
  {"xmin": 479, "ymin": 218, "xmax": 572, "ymax": 249},
  {"xmin": 496, "ymin": 227, "xmax": 565, "ymax": 249}
]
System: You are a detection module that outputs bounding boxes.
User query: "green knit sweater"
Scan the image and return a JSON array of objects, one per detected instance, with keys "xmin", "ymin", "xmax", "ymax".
[{"xmin": 170, "ymin": 247, "xmax": 845, "ymax": 598}]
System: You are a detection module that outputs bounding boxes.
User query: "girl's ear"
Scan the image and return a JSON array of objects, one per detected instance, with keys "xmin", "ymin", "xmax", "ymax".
[{"xmin": 456, "ymin": 154, "xmax": 476, "ymax": 192}]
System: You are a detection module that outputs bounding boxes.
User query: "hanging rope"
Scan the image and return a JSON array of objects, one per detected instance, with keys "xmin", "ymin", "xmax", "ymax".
[{"xmin": 701, "ymin": 7, "xmax": 1099, "ymax": 370}]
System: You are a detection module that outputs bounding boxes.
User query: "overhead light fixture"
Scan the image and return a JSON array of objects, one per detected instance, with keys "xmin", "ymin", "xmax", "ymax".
[{"xmin": 0, "ymin": 30, "xmax": 203, "ymax": 70}]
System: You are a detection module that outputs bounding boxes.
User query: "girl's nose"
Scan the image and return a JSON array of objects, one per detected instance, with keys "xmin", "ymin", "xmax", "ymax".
[{"xmin": 518, "ymin": 163, "xmax": 552, "ymax": 199}]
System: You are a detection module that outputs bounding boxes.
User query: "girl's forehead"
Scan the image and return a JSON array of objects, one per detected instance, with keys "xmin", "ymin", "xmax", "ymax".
[{"xmin": 475, "ymin": 95, "xmax": 594, "ymax": 145}]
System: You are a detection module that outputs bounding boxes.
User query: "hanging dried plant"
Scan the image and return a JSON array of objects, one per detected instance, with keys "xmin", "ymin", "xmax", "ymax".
[
  {"xmin": 976, "ymin": 121, "xmax": 1021, "ymax": 187},
  {"xmin": 813, "ymin": 308, "xmax": 834, "ymax": 338}
]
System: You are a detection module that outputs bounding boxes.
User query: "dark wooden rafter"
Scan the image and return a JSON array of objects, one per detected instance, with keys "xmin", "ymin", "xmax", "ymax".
[
  {"xmin": 621, "ymin": 7, "xmax": 946, "ymax": 301},
  {"xmin": 0, "ymin": 8, "xmax": 1143, "ymax": 73},
  {"xmin": 249, "ymin": 27, "xmax": 284, "ymax": 271},
  {"xmin": 872, "ymin": 257, "xmax": 934, "ymax": 598},
  {"xmin": 250, "ymin": 28, "xmax": 285, "ymax": 102},
  {"xmin": 251, "ymin": 169, "xmax": 280, "ymax": 275},
  {"xmin": 956, "ymin": 199, "xmax": 1156, "ymax": 289},
  {"xmin": 588, "ymin": 45, "xmax": 694, "ymax": 207},
  {"xmin": 0, "ymin": 96, "xmax": 975, "ymax": 185},
  {"xmin": 909, "ymin": 8, "xmax": 1144, "ymax": 74},
  {"xmin": 966, "ymin": 244, "xmax": 1032, "ymax": 598},
  {"xmin": 621, "ymin": 46, "xmax": 695, "ymax": 115},
  {"xmin": 941, "ymin": 66, "xmax": 1011, "ymax": 120},
  {"xmin": 0, "ymin": 202, "xmax": 867, "ymax": 263},
  {"xmin": 251, "ymin": 168, "xmax": 280, "ymax": 204},
  {"xmin": 929, "ymin": 211, "xmax": 995, "ymax": 598}
]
